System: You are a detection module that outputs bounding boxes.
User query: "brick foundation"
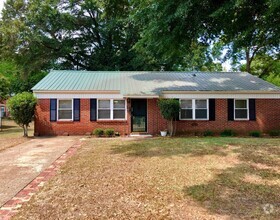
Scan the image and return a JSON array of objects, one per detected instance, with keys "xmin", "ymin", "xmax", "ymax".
[{"xmin": 35, "ymin": 98, "xmax": 280, "ymax": 136}]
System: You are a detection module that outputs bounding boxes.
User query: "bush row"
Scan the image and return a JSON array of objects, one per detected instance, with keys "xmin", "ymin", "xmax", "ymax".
[
  {"xmin": 92, "ymin": 128, "xmax": 117, "ymax": 137},
  {"xmin": 201, "ymin": 129, "xmax": 280, "ymax": 137}
]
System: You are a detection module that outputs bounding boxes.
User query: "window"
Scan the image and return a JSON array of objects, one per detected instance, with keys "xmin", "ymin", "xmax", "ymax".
[
  {"xmin": 98, "ymin": 100, "xmax": 111, "ymax": 119},
  {"xmin": 195, "ymin": 100, "xmax": 208, "ymax": 119},
  {"xmin": 1, "ymin": 106, "xmax": 5, "ymax": 117},
  {"xmin": 98, "ymin": 99, "xmax": 126, "ymax": 120},
  {"xmin": 234, "ymin": 99, "xmax": 248, "ymax": 120},
  {"xmin": 180, "ymin": 99, "xmax": 208, "ymax": 120},
  {"xmin": 58, "ymin": 100, "xmax": 73, "ymax": 120},
  {"xmin": 180, "ymin": 100, "xmax": 192, "ymax": 119},
  {"xmin": 113, "ymin": 100, "xmax": 125, "ymax": 119}
]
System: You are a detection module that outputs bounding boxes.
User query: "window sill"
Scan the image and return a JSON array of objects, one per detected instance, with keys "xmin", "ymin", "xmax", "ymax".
[
  {"xmin": 96, "ymin": 120, "xmax": 127, "ymax": 123},
  {"xmin": 179, "ymin": 119, "xmax": 209, "ymax": 121},
  {"xmin": 56, "ymin": 120, "xmax": 74, "ymax": 124}
]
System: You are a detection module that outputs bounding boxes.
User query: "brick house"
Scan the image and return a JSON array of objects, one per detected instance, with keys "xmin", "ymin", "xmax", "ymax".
[
  {"xmin": 0, "ymin": 100, "xmax": 9, "ymax": 117},
  {"xmin": 32, "ymin": 70, "xmax": 280, "ymax": 136}
]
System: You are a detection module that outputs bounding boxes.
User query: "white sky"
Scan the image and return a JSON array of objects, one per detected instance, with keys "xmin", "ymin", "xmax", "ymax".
[{"xmin": 0, "ymin": 0, "xmax": 5, "ymax": 15}]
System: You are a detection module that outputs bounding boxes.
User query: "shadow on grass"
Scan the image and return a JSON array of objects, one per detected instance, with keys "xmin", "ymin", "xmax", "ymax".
[
  {"xmin": 184, "ymin": 165, "xmax": 280, "ymax": 219},
  {"xmin": 183, "ymin": 141, "xmax": 280, "ymax": 219},
  {"xmin": 112, "ymin": 137, "xmax": 280, "ymax": 218},
  {"xmin": 111, "ymin": 137, "xmax": 232, "ymax": 158}
]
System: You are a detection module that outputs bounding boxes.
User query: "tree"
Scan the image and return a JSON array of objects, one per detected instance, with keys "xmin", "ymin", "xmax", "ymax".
[
  {"xmin": 240, "ymin": 53, "xmax": 280, "ymax": 86},
  {"xmin": 0, "ymin": 75, "xmax": 10, "ymax": 102},
  {"xmin": 133, "ymin": 0, "xmax": 280, "ymax": 72},
  {"xmin": 7, "ymin": 92, "xmax": 37, "ymax": 137},
  {"xmin": 158, "ymin": 99, "xmax": 180, "ymax": 136},
  {"xmin": 211, "ymin": 0, "xmax": 280, "ymax": 73},
  {"xmin": 0, "ymin": 0, "xmax": 158, "ymax": 76}
]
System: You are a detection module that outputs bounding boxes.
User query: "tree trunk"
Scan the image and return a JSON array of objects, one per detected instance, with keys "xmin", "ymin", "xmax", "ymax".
[
  {"xmin": 23, "ymin": 125, "xmax": 28, "ymax": 137},
  {"xmin": 170, "ymin": 120, "xmax": 173, "ymax": 136},
  {"xmin": 174, "ymin": 119, "xmax": 177, "ymax": 136},
  {"xmin": 245, "ymin": 49, "xmax": 251, "ymax": 73}
]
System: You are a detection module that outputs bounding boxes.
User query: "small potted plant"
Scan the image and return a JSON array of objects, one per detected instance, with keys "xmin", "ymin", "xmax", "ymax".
[{"xmin": 160, "ymin": 129, "xmax": 168, "ymax": 137}]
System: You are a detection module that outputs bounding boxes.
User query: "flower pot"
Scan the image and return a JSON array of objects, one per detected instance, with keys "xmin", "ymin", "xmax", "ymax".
[{"xmin": 160, "ymin": 131, "xmax": 167, "ymax": 137}]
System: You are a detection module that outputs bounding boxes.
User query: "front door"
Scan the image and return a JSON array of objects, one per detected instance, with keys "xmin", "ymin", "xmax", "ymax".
[{"xmin": 131, "ymin": 99, "xmax": 147, "ymax": 132}]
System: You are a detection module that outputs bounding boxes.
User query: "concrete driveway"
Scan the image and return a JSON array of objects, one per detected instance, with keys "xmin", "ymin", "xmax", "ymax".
[{"xmin": 0, "ymin": 136, "xmax": 79, "ymax": 207}]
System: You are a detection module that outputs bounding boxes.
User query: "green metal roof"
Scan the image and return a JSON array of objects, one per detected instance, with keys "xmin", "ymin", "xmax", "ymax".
[{"xmin": 32, "ymin": 70, "xmax": 280, "ymax": 96}]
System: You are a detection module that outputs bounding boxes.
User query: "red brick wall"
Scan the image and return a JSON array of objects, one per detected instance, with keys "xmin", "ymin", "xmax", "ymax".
[
  {"xmin": 35, "ymin": 99, "xmax": 131, "ymax": 136},
  {"xmin": 146, "ymin": 98, "xmax": 280, "ymax": 135},
  {"xmin": 35, "ymin": 98, "xmax": 280, "ymax": 136}
]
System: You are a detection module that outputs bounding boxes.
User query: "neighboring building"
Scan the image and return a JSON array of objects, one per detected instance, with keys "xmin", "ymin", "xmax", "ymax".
[
  {"xmin": 0, "ymin": 100, "xmax": 9, "ymax": 117},
  {"xmin": 32, "ymin": 70, "xmax": 280, "ymax": 136}
]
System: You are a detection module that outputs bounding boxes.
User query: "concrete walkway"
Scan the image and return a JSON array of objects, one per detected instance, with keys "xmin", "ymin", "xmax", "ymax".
[{"xmin": 0, "ymin": 137, "xmax": 79, "ymax": 207}]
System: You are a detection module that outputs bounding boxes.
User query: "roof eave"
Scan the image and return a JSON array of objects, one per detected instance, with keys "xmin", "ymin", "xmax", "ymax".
[
  {"xmin": 32, "ymin": 90, "xmax": 121, "ymax": 94},
  {"xmin": 161, "ymin": 90, "xmax": 280, "ymax": 94}
]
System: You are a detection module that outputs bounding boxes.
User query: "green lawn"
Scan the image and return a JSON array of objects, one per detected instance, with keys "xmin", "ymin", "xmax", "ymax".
[
  {"xmin": 13, "ymin": 137, "xmax": 280, "ymax": 219},
  {"xmin": 0, "ymin": 119, "xmax": 34, "ymax": 152}
]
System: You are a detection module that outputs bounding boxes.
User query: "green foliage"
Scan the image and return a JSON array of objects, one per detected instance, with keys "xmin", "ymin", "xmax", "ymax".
[
  {"xmin": 93, "ymin": 128, "xmax": 104, "ymax": 137},
  {"xmin": 158, "ymin": 99, "xmax": 180, "ymax": 136},
  {"xmin": 220, "ymin": 129, "xmax": 236, "ymax": 137},
  {"xmin": 240, "ymin": 54, "xmax": 280, "ymax": 86},
  {"xmin": 0, "ymin": 75, "xmax": 10, "ymax": 102},
  {"xmin": 158, "ymin": 99, "xmax": 180, "ymax": 121},
  {"xmin": 104, "ymin": 128, "xmax": 115, "ymax": 137},
  {"xmin": 7, "ymin": 92, "xmax": 37, "ymax": 137},
  {"xmin": 0, "ymin": 0, "xmax": 158, "ymax": 76},
  {"xmin": 265, "ymin": 73, "xmax": 280, "ymax": 87},
  {"xmin": 10, "ymin": 71, "xmax": 47, "ymax": 93},
  {"xmin": 268, "ymin": 130, "xmax": 280, "ymax": 137},
  {"xmin": 0, "ymin": 0, "xmax": 279, "ymax": 78},
  {"xmin": 249, "ymin": 131, "xmax": 261, "ymax": 138},
  {"xmin": 203, "ymin": 130, "xmax": 214, "ymax": 137},
  {"xmin": 134, "ymin": 0, "xmax": 280, "ymax": 72}
]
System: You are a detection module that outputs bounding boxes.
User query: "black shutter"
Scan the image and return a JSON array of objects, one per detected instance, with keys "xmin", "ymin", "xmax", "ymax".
[
  {"xmin": 228, "ymin": 99, "xmax": 234, "ymax": 121},
  {"xmin": 90, "ymin": 99, "xmax": 97, "ymax": 121},
  {"xmin": 175, "ymin": 99, "xmax": 180, "ymax": 121},
  {"xmin": 50, "ymin": 99, "xmax": 57, "ymax": 122},
  {"xmin": 73, "ymin": 99, "xmax": 80, "ymax": 121},
  {"xmin": 249, "ymin": 99, "xmax": 256, "ymax": 121},
  {"xmin": 209, "ymin": 99, "xmax": 215, "ymax": 121}
]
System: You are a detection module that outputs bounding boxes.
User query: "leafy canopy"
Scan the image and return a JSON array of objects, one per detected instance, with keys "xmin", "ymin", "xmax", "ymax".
[
  {"xmin": 133, "ymin": 0, "xmax": 280, "ymax": 73},
  {"xmin": 0, "ymin": 75, "xmax": 10, "ymax": 102}
]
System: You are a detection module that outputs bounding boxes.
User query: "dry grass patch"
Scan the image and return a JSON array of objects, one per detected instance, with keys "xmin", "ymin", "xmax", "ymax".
[
  {"xmin": 13, "ymin": 137, "xmax": 280, "ymax": 220},
  {"xmin": 0, "ymin": 119, "xmax": 34, "ymax": 152}
]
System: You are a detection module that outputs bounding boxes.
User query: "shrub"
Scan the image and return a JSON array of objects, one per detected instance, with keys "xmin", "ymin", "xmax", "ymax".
[
  {"xmin": 93, "ymin": 128, "xmax": 104, "ymax": 137},
  {"xmin": 220, "ymin": 129, "xmax": 236, "ymax": 137},
  {"xmin": 157, "ymin": 99, "xmax": 180, "ymax": 136},
  {"xmin": 249, "ymin": 131, "xmax": 261, "ymax": 137},
  {"xmin": 203, "ymin": 130, "xmax": 214, "ymax": 137},
  {"xmin": 269, "ymin": 130, "xmax": 280, "ymax": 137},
  {"xmin": 7, "ymin": 92, "xmax": 37, "ymax": 137},
  {"xmin": 104, "ymin": 128, "xmax": 115, "ymax": 137}
]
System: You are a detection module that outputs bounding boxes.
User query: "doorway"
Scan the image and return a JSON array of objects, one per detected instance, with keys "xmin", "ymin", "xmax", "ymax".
[{"xmin": 131, "ymin": 99, "xmax": 147, "ymax": 132}]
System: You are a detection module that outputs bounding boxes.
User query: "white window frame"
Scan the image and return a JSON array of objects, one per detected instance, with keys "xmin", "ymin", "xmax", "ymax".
[
  {"xmin": 97, "ymin": 99, "xmax": 127, "ymax": 120},
  {"xmin": 180, "ymin": 99, "xmax": 209, "ymax": 120},
  {"xmin": 57, "ymin": 99, "xmax": 73, "ymax": 121},
  {"xmin": 97, "ymin": 99, "xmax": 111, "ymax": 120},
  {"xmin": 234, "ymin": 99, "xmax": 249, "ymax": 120}
]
